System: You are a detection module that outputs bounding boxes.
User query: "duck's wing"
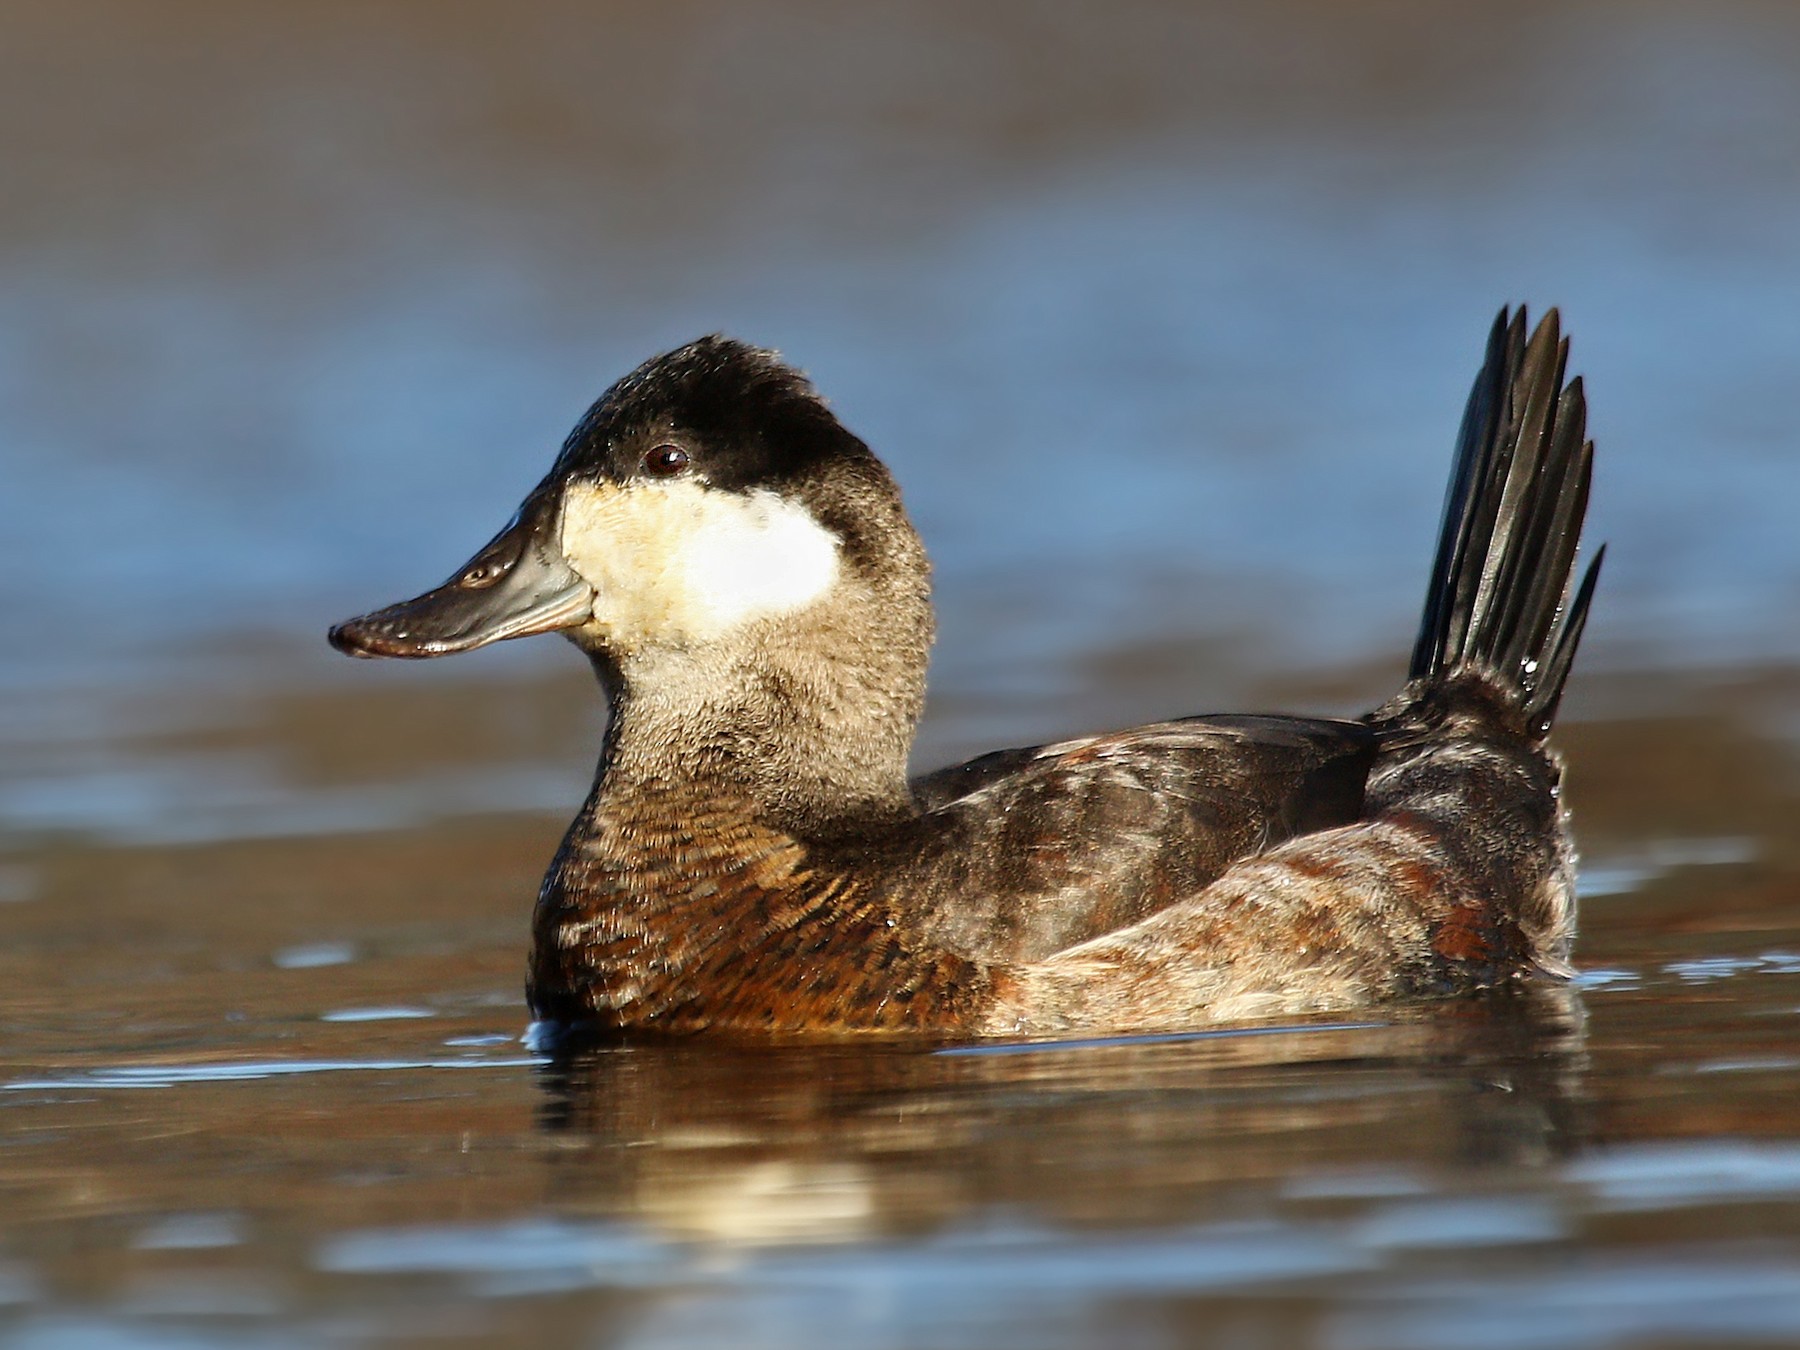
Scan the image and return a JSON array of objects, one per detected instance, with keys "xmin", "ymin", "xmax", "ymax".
[{"xmin": 893, "ymin": 715, "xmax": 1379, "ymax": 965}]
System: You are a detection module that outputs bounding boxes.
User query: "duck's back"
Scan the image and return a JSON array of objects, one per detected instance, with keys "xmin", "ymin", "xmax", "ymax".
[{"xmin": 888, "ymin": 714, "xmax": 1379, "ymax": 965}]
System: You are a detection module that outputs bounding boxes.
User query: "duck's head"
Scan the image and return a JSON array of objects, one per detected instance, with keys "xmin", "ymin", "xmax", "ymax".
[{"xmin": 330, "ymin": 337, "xmax": 933, "ymax": 811}]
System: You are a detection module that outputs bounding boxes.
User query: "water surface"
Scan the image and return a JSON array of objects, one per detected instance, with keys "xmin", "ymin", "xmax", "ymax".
[{"xmin": 4, "ymin": 3, "xmax": 1800, "ymax": 1346}]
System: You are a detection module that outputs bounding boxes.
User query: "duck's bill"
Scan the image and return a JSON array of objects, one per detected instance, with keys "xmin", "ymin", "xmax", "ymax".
[{"xmin": 328, "ymin": 491, "xmax": 593, "ymax": 659}]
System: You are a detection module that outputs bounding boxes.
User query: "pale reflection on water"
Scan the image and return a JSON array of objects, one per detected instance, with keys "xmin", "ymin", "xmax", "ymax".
[{"xmin": 4, "ymin": 2, "xmax": 1800, "ymax": 1347}]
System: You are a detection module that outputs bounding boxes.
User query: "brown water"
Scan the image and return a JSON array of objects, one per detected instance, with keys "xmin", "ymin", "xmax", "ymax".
[{"xmin": 6, "ymin": 4, "xmax": 1800, "ymax": 1346}]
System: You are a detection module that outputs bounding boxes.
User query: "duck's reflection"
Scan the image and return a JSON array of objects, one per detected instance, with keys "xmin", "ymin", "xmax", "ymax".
[{"xmin": 535, "ymin": 986, "xmax": 1588, "ymax": 1245}]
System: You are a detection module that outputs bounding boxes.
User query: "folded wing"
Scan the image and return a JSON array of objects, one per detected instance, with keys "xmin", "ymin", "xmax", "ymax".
[{"xmin": 893, "ymin": 715, "xmax": 1379, "ymax": 964}]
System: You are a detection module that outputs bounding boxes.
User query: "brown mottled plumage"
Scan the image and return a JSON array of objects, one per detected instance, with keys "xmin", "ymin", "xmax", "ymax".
[{"xmin": 330, "ymin": 307, "xmax": 1602, "ymax": 1039}]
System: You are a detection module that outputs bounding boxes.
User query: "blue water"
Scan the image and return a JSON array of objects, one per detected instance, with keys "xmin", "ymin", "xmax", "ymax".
[
  {"xmin": 4, "ymin": 6, "xmax": 1800, "ymax": 1348},
  {"xmin": 9, "ymin": 7, "xmax": 1800, "ymax": 844},
  {"xmin": 6, "ymin": 7, "xmax": 1800, "ymax": 706}
]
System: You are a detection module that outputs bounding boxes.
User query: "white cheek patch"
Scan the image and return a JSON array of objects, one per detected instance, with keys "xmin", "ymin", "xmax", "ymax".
[{"xmin": 559, "ymin": 479, "xmax": 840, "ymax": 647}]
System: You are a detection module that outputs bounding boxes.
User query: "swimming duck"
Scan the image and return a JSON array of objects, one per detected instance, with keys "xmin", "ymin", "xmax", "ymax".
[{"xmin": 330, "ymin": 307, "xmax": 1602, "ymax": 1038}]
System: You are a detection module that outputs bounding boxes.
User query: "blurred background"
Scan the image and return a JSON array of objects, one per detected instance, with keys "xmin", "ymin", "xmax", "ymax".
[
  {"xmin": 6, "ymin": 5, "xmax": 1800, "ymax": 1347},
  {"xmin": 5, "ymin": 0, "xmax": 1800, "ymax": 846}
]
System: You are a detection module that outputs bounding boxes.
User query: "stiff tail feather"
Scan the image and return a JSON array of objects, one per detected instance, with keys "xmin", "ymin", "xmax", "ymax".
[{"xmin": 1409, "ymin": 307, "xmax": 1604, "ymax": 735}]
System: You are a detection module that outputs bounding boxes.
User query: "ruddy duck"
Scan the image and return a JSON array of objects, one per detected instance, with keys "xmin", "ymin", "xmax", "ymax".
[{"xmin": 331, "ymin": 307, "xmax": 1601, "ymax": 1038}]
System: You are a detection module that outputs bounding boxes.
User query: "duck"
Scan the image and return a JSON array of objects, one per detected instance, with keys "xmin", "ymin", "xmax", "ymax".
[{"xmin": 329, "ymin": 306, "xmax": 1602, "ymax": 1039}]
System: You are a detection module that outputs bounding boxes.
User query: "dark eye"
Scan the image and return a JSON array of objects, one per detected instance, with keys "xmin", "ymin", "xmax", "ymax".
[{"xmin": 642, "ymin": 443, "xmax": 690, "ymax": 477}]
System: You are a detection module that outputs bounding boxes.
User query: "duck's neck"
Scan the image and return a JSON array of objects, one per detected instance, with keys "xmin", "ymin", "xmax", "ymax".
[{"xmin": 587, "ymin": 623, "xmax": 926, "ymax": 838}]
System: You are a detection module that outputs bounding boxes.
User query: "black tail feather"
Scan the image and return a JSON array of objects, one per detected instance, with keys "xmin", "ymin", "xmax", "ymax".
[
  {"xmin": 1408, "ymin": 307, "xmax": 1603, "ymax": 736},
  {"xmin": 1528, "ymin": 539, "xmax": 1604, "ymax": 735}
]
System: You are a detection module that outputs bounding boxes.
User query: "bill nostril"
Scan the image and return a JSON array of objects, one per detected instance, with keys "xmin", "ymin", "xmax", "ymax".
[{"xmin": 458, "ymin": 560, "xmax": 507, "ymax": 588}]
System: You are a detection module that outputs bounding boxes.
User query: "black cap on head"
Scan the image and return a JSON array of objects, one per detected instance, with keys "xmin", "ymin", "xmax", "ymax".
[{"xmin": 551, "ymin": 336, "xmax": 871, "ymax": 493}]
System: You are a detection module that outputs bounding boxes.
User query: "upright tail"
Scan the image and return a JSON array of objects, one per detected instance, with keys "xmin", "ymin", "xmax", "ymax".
[
  {"xmin": 994, "ymin": 308, "xmax": 1607, "ymax": 1028},
  {"xmin": 1409, "ymin": 307, "xmax": 1604, "ymax": 736}
]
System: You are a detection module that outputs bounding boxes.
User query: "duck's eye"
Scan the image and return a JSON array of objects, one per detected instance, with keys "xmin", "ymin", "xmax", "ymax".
[{"xmin": 642, "ymin": 443, "xmax": 690, "ymax": 478}]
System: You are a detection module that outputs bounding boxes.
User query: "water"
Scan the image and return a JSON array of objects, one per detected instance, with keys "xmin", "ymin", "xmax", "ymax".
[{"xmin": 4, "ymin": 3, "xmax": 1800, "ymax": 1345}]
